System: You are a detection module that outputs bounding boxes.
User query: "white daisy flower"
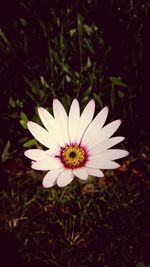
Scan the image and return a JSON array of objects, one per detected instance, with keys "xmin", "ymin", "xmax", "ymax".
[{"xmin": 24, "ymin": 99, "xmax": 129, "ymax": 188}]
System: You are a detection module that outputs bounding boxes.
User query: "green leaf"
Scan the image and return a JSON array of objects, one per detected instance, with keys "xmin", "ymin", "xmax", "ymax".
[
  {"xmin": 109, "ymin": 76, "xmax": 128, "ymax": 88},
  {"xmin": 83, "ymin": 57, "xmax": 91, "ymax": 71},
  {"xmin": 84, "ymin": 24, "xmax": 93, "ymax": 35},
  {"xmin": 84, "ymin": 38, "xmax": 94, "ymax": 53},
  {"xmin": 110, "ymin": 85, "xmax": 116, "ymax": 110},
  {"xmin": 69, "ymin": 28, "xmax": 76, "ymax": 37},
  {"xmin": 20, "ymin": 120, "xmax": 27, "ymax": 129},
  {"xmin": 18, "ymin": 136, "xmax": 28, "ymax": 144},
  {"xmin": 20, "ymin": 111, "xmax": 28, "ymax": 121},
  {"xmin": 26, "ymin": 91, "xmax": 36, "ymax": 101},
  {"xmin": 118, "ymin": 91, "xmax": 125, "ymax": 98},
  {"xmin": 23, "ymin": 139, "xmax": 37, "ymax": 148},
  {"xmin": 24, "ymin": 77, "xmax": 38, "ymax": 94},
  {"xmin": 9, "ymin": 97, "xmax": 16, "ymax": 108},
  {"xmin": 77, "ymin": 13, "xmax": 83, "ymax": 58},
  {"xmin": 93, "ymin": 93, "xmax": 103, "ymax": 108},
  {"xmin": 1, "ymin": 140, "xmax": 11, "ymax": 162}
]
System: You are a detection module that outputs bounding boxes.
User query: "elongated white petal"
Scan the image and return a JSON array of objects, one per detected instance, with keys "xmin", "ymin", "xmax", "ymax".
[
  {"xmin": 88, "ymin": 120, "xmax": 122, "ymax": 148},
  {"xmin": 86, "ymin": 167, "xmax": 104, "ymax": 177},
  {"xmin": 86, "ymin": 158, "xmax": 120, "ymax": 169},
  {"xmin": 57, "ymin": 169, "xmax": 74, "ymax": 187},
  {"xmin": 38, "ymin": 107, "xmax": 65, "ymax": 146},
  {"xmin": 38, "ymin": 107, "xmax": 55, "ymax": 132},
  {"xmin": 68, "ymin": 99, "xmax": 80, "ymax": 143},
  {"xmin": 45, "ymin": 148, "xmax": 60, "ymax": 157},
  {"xmin": 99, "ymin": 149, "xmax": 129, "ymax": 160},
  {"xmin": 81, "ymin": 106, "xmax": 109, "ymax": 145},
  {"xmin": 89, "ymin": 136, "xmax": 125, "ymax": 155},
  {"xmin": 73, "ymin": 168, "xmax": 88, "ymax": 180},
  {"xmin": 31, "ymin": 158, "xmax": 62, "ymax": 170},
  {"xmin": 75, "ymin": 99, "xmax": 95, "ymax": 144},
  {"xmin": 53, "ymin": 99, "xmax": 70, "ymax": 145},
  {"xmin": 27, "ymin": 121, "xmax": 58, "ymax": 149},
  {"xmin": 42, "ymin": 169, "xmax": 63, "ymax": 188},
  {"xmin": 24, "ymin": 149, "xmax": 47, "ymax": 161}
]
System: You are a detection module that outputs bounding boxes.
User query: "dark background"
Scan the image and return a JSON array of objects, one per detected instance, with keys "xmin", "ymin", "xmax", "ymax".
[{"xmin": 0, "ymin": 1, "xmax": 150, "ymax": 266}]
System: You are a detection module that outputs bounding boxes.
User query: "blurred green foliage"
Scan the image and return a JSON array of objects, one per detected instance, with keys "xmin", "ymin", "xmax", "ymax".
[{"xmin": 1, "ymin": 0, "xmax": 149, "ymax": 151}]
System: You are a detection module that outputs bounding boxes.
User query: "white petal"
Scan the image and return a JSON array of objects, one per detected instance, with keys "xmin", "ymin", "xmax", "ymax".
[
  {"xmin": 81, "ymin": 106, "xmax": 109, "ymax": 145},
  {"xmin": 89, "ymin": 136, "xmax": 125, "ymax": 155},
  {"xmin": 24, "ymin": 149, "xmax": 47, "ymax": 161},
  {"xmin": 57, "ymin": 169, "xmax": 74, "ymax": 187},
  {"xmin": 73, "ymin": 168, "xmax": 88, "ymax": 180},
  {"xmin": 88, "ymin": 119, "xmax": 122, "ymax": 148},
  {"xmin": 27, "ymin": 121, "xmax": 59, "ymax": 149},
  {"xmin": 68, "ymin": 99, "xmax": 80, "ymax": 143},
  {"xmin": 38, "ymin": 107, "xmax": 64, "ymax": 146},
  {"xmin": 86, "ymin": 167, "xmax": 104, "ymax": 177},
  {"xmin": 38, "ymin": 107, "xmax": 55, "ymax": 132},
  {"xmin": 42, "ymin": 169, "xmax": 63, "ymax": 188},
  {"xmin": 75, "ymin": 100, "xmax": 95, "ymax": 144},
  {"xmin": 86, "ymin": 157, "xmax": 120, "ymax": 169},
  {"xmin": 53, "ymin": 99, "xmax": 70, "ymax": 145},
  {"xmin": 45, "ymin": 148, "xmax": 60, "ymax": 157},
  {"xmin": 99, "ymin": 149, "xmax": 129, "ymax": 160},
  {"xmin": 31, "ymin": 157, "xmax": 62, "ymax": 170}
]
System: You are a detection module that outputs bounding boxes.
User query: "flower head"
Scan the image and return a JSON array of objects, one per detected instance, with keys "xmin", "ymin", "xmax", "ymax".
[{"xmin": 24, "ymin": 99, "xmax": 129, "ymax": 187}]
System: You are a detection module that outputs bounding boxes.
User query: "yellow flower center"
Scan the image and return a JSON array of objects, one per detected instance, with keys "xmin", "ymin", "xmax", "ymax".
[{"xmin": 60, "ymin": 144, "xmax": 87, "ymax": 169}]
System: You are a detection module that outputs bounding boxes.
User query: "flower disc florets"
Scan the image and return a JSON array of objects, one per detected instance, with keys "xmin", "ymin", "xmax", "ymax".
[{"xmin": 60, "ymin": 144, "xmax": 88, "ymax": 169}]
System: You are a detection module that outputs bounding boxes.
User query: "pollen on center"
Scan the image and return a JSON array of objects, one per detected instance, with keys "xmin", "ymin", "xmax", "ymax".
[{"xmin": 60, "ymin": 144, "xmax": 88, "ymax": 169}]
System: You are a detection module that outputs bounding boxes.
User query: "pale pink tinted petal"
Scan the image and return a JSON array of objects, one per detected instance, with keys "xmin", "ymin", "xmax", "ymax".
[
  {"xmin": 86, "ymin": 157, "xmax": 120, "ymax": 169},
  {"xmin": 81, "ymin": 106, "xmax": 109, "ymax": 145},
  {"xmin": 57, "ymin": 169, "xmax": 74, "ymax": 187},
  {"xmin": 75, "ymin": 100, "xmax": 95, "ymax": 144},
  {"xmin": 31, "ymin": 158, "xmax": 62, "ymax": 171},
  {"xmin": 86, "ymin": 167, "xmax": 104, "ymax": 177},
  {"xmin": 42, "ymin": 169, "xmax": 63, "ymax": 188},
  {"xmin": 24, "ymin": 149, "xmax": 47, "ymax": 161},
  {"xmin": 88, "ymin": 120, "xmax": 122, "ymax": 148},
  {"xmin": 38, "ymin": 107, "xmax": 55, "ymax": 132},
  {"xmin": 73, "ymin": 168, "xmax": 88, "ymax": 180},
  {"xmin": 99, "ymin": 149, "xmax": 129, "ymax": 160},
  {"xmin": 68, "ymin": 99, "xmax": 80, "ymax": 143},
  {"xmin": 38, "ymin": 107, "xmax": 64, "ymax": 146},
  {"xmin": 27, "ymin": 121, "xmax": 58, "ymax": 149},
  {"xmin": 53, "ymin": 99, "xmax": 70, "ymax": 145},
  {"xmin": 45, "ymin": 148, "xmax": 60, "ymax": 157},
  {"xmin": 89, "ymin": 136, "xmax": 125, "ymax": 155}
]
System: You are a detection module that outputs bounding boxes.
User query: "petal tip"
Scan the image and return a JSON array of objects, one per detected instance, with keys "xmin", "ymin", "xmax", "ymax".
[
  {"xmin": 125, "ymin": 151, "xmax": 129, "ymax": 157},
  {"xmin": 72, "ymin": 98, "xmax": 79, "ymax": 105},
  {"xmin": 115, "ymin": 119, "xmax": 122, "ymax": 128},
  {"xmin": 38, "ymin": 106, "xmax": 43, "ymax": 112},
  {"xmin": 24, "ymin": 151, "xmax": 28, "ymax": 157},
  {"xmin": 27, "ymin": 120, "xmax": 34, "ymax": 125},
  {"xmin": 91, "ymin": 99, "xmax": 95, "ymax": 104},
  {"xmin": 53, "ymin": 98, "xmax": 58, "ymax": 103},
  {"xmin": 116, "ymin": 163, "xmax": 120, "ymax": 168},
  {"xmin": 99, "ymin": 171, "xmax": 104, "ymax": 177},
  {"xmin": 104, "ymin": 105, "xmax": 109, "ymax": 114},
  {"xmin": 27, "ymin": 121, "xmax": 33, "ymax": 129},
  {"xmin": 42, "ymin": 182, "xmax": 49, "ymax": 188}
]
